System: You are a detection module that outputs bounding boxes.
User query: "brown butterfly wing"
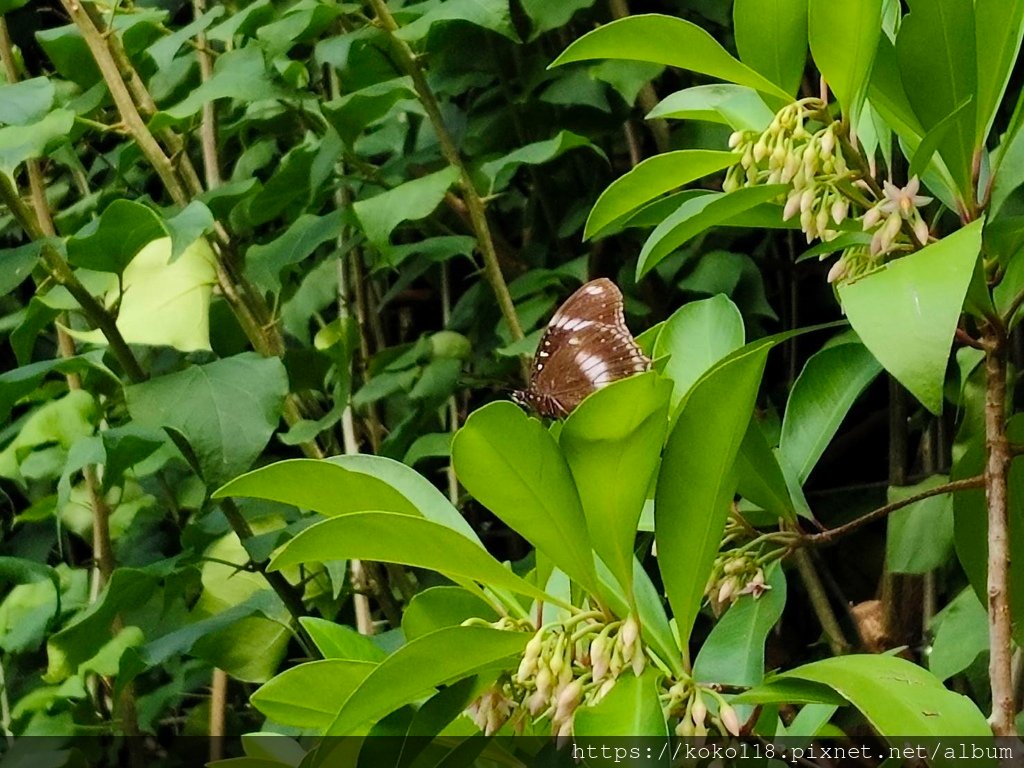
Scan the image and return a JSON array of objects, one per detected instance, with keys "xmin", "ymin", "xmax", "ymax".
[{"xmin": 524, "ymin": 279, "xmax": 650, "ymax": 417}]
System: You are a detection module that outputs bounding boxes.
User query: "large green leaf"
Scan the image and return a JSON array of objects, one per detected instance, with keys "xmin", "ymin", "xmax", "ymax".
[
  {"xmin": 647, "ymin": 85, "xmax": 775, "ymax": 132},
  {"xmin": 655, "ymin": 338, "xmax": 771, "ymax": 644},
  {"xmin": 652, "ymin": 294, "xmax": 745, "ymax": 412},
  {"xmin": 322, "ymin": 77, "xmax": 416, "ymax": 146},
  {"xmin": 573, "ymin": 669, "xmax": 669, "ymax": 744},
  {"xmin": 637, "ymin": 186, "xmax": 787, "ymax": 278},
  {"xmin": 66, "ymin": 200, "xmax": 166, "ymax": 274},
  {"xmin": 353, "ymin": 167, "xmax": 460, "ymax": 248},
  {"xmin": 775, "ymin": 655, "xmax": 992, "ymax": 740},
  {"xmin": 807, "ymin": 0, "xmax": 881, "ymax": 118},
  {"xmin": 126, "ymin": 353, "xmax": 288, "ymax": 487},
  {"xmin": 584, "ymin": 150, "xmax": 737, "ymax": 240},
  {"xmin": 975, "ymin": 0, "xmax": 1024, "ymax": 145},
  {"xmin": 395, "ymin": 0, "xmax": 518, "ymax": 42},
  {"xmin": 837, "ymin": 220, "xmax": 983, "ymax": 414},
  {"xmin": 0, "ymin": 109, "xmax": 74, "ymax": 175},
  {"xmin": 0, "ymin": 77, "xmax": 55, "ymax": 125},
  {"xmin": 779, "ymin": 341, "xmax": 882, "ymax": 483},
  {"xmin": 886, "ymin": 475, "xmax": 955, "ymax": 573},
  {"xmin": 452, "ymin": 402, "xmax": 598, "ymax": 594},
  {"xmin": 735, "ymin": 419, "xmax": 797, "ymax": 522},
  {"xmin": 560, "ymin": 373, "xmax": 671, "ymax": 597},
  {"xmin": 694, "ymin": 563, "xmax": 786, "ymax": 687},
  {"xmin": 928, "ymin": 588, "xmax": 988, "ymax": 682},
  {"xmin": 268, "ymin": 511, "xmax": 553, "ymax": 604},
  {"xmin": 324, "ymin": 626, "xmax": 529, "ymax": 735},
  {"xmin": 734, "ymin": 0, "xmax": 807, "ymax": 96},
  {"xmin": 550, "ymin": 14, "xmax": 790, "ymax": 101},
  {"xmin": 895, "ymin": 0, "xmax": 977, "ymax": 199},
  {"xmin": 246, "ymin": 212, "xmax": 344, "ymax": 294},
  {"xmin": 251, "ymin": 660, "xmax": 376, "ymax": 730}
]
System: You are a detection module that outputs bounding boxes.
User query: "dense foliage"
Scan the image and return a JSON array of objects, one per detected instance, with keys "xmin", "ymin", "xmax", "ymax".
[{"xmin": 2, "ymin": 0, "xmax": 1024, "ymax": 764}]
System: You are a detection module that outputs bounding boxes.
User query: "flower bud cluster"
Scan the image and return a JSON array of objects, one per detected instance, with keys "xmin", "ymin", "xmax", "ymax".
[
  {"xmin": 464, "ymin": 614, "xmax": 647, "ymax": 738},
  {"xmin": 664, "ymin": 681, "xmax": 743, "ymax": 738},
  {"xmin": 722, "ymin": 99, "xmax": 934, "ymax": 285},
  {"xmin": 705, "ymin": 551, "xmax": 770, "ymax": 616},
  {"xmin": 724, "ymin": 99, "xmax": 851, "ymax": 243}
]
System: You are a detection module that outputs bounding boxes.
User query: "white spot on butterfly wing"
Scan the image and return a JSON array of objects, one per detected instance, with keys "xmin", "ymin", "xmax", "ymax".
[{"xmin": 575, "ymin": 350, "xmax": 611, "ymax": 384}]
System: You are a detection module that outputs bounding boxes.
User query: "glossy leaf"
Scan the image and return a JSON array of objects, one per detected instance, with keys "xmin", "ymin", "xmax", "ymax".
[
  {"xmin": 299, "ymin": 617, "xmax": 387, "ymax": 662},
  {"xmin": 929, "ymin": 588, "xmax": 988, "ymax": 682},
  {"xmin": 886, "ymin": 475, "xmax": 955, "ymax": 573},
  {"xmin": 550, "ymin": 14, "xmax": 790, "ymax": 101},
  {"xmin": 323, "ymin": 77, "xmax": 416, "ymax": 146},
  {"xmin": 324, "ymin": 626, "xmax": 529, "ymax": 735},
  {"xmin": 480, "ymin": 131, "xmax": 599, "ymax": 194},
  {"xmin": 655, "ymin": 338, "xmax": 770, "ymax": 643},
  {"xmin": 807, "ymin": 0, "xmax": 881, "ymax": 118},
  {"xmin": 652, "ymin": 294, "xmax": 745, "ymax": 411},
  {"xmin": 776, "ymin": 655, "xmax": 991, "ymax": 737},
  {"xmin": 452, "ymin": 402, "xmax": 598, "ymax": 594},
  {"xmin": 66, "ymin": 200, "xmax": 166, "ymax": 274},
  {"xmin": 251, "ymin": 659, "xmax": 376, "ymax": 730},
  {"xmin": 974, "ymin": 0, "xmax": 1024, "ymax": 145},
  {"xmin": 837, "ymin": 220, "xmax": 983, "ymax": 414},
  {"xmin": 560, "ymin": 372, "xmax": 672, "ymax": 596},
  {"xmin": 734, "ymin": 0, "xmax": 807, "ymax": 96},
  {"xmin": 735, "ymin": 421, "xmax": 796, "ymax": 522},
  {"xmin": 637, "ymin": 185, "xmax": 787, "ymax": 278},
  {"xmin": 573, "ymin": 669, "xmax": 669, "ymax": 742},
  {"xmin": 646, "ymin": 85, "xmax": 775, "ymax": 131},
  {"xmin": 780, "ymin": 341, "xmax": 882, "ymax": 483},
  {"xmin": 246, "ymin": 212, "xmax": 344, "ymax": 294},
  {"xmin": 694, "ymin": 564, "xmax": 786, "ymax": 687},
  {"xmin": 895, "ymin": 0, "xmax": 977, "ymax": 198},
  {"xmin": 584, "ymin": 150, "xmax": 738, "ymax": 240},
  {"xmin": 268, "ymin": 511, "xmax": 554, "ymax": 604},
  {"xmin": 402, "ymin": 586, "xmax": 498, "ymax": 640}
]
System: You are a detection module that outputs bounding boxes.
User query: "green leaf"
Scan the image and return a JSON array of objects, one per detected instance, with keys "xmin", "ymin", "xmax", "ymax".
[
  {"xmin": 126, "ymin": 353, "xmax": 288, "ymax": 487},
  {"xmin": 402, "ymin": 586, "xmax": 498, "ymax": 640},
  {"xmin": 252, "ymin": 659, "xmax": 376, "ymax": 730},
  {"xmin": 734, "ymin": 0, "xmax": 808, "ymax": 96},
  {"xmin": 323, "ymin": 77, "xmax": 416, "ymax": 146},
  {"xmin": 694, "ymin": 563, "xmax": 786, "ymax": 687},
  {"xmin": 324, "ymin": 626, "xmax": 530, "ymax": 735},
  {"xmin": 573, "ymin": 669, "xmax": 669, "ymax": 742},
  {"xmin": 908, "ymin": 97, "xmax": 973, "ymax": 181},
  {"xmin": 653, "ymin": 294, "xmax": 745, "ymax": 412},
  {"xmin": 837, "ymin": 220, "xmax": 983, "ymax": 414},
  {"xmin": 585, "ymin": 150, "xmax": 738, "ymax": 240},
  {"xmin": 165, "ymin": 201, "xmax": 216, "ymax": 262},
  {"xmin": 736, "ymin": 420, "xmax": 796, "ymax": 522},
  {"xmin": 886, "ymin": 475, "xmax": 955, "ymax": 573},
  {"xmin": 776, "ymin": 655, "xmax": 992, "ymax": 738},
  {"xmin": 0, "ymin": 355, "xmax": 112, "ymax": 423},
  {"xmin": 154, "ymin": 46, "xmax": 284, "ymax": 128},
  {"xmin": 452, "ymin": 402, "xmax": 599, "ymax": 594},
  {"xmin": 637, "ymin": 186, "xmax": 787, "ymax": 279},
  {"xmin": 395, "ymin": 0, "xmax": 518, "ymax": 43},
  {"xmin": 646, "ymin": 85, "xmax": 775, "ymax": 132},
  {"xmin": 519, "ymin": 0, "xmax": 594, "ymax": 38},
  {"xmin": 655, "ymin": 338, "xmax": 770, "ymax": 643},
  {"xmin": 895, "ymin": 0, "xmax": 977, "ymax": 199},
  {"xmin": 0, "ymin": 241, "xmax": 43, "ymax": 296},
  {"xmin": 550, "ymin": 14, "xmax": 790, "ymax": 101},
  {"xmin": 299, "ymin": 617, "xmax": 387, "ymax": 662},
  {"xmin": 807, "ymin": 0, "xmax": 882, "ymax": 118},
  {"xmin": 70, "ymin": 237, "xmax": 218, "ymax": 352},
  {"xmin": 66, "ymin": 200, "xmax": 166, "ymax": 274},
  {"xmin": 146, "ymin": 5, "xmax": 225, "ymax": 69},
  {"xmin": 354, "ymin": 167, "xmax": 460, "ymax": 248},
  {"xmin": 929, "ymin": 588, "xmax": 988, "ymax": 682},
  {"xmin": 480, "ymin": 131, "xmax": 600, "ymax": 194},
  {"xmin": 268, "ymin": 511, "xmax": 553, "ymax": 604},
  {"xmin": 0, "ymin": 78, "xmax": 55, "ymax": 125},
  {"xmin": 246, "ymin": 212, "xmax": 344, "ymax": 294},
  {"xmin": 0, "ymin": 109, "xmax": 74, "ymax": 176},
  {"xmin": 973, "ymin": 0, "xmax": 1024, "ymax": 145},
  {"xmin": 560, "ymin": 373, "xmax": 671, "ymax": 597},
  {"xmin": 779, "ymin": 341, "xmax": 882, "ymax": 483}
]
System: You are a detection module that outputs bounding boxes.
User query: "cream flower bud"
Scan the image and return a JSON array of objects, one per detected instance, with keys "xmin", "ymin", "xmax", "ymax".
[
  {"xmin": 798, "ymin": 187, "xmax": 815, "ymax": 213},
  {"xmin": 717, "ymin": 577, "xmax": 737, "ymax": 605},
  {"xmin": 621, "ymin": 616, "xmax": 640, "ymax": 652},
  {"xmin": 820, "ymin": 128, "xmax": 835, "ymax": 155},
  {"xmin": 692, "ymin": 692, "xmax": 707, "ymax": 728},
  {"xmin": 720, "ymin": 703, "xmax": 742, "ymax": 737},
  {"xmin": 596, "ymin": 678, "xmax": 616, "ymax": 701},
  {"xmin": 590, "ymin": 635, "xmax": 610, "ymax": 682},
  {"xmin": 831, "ymin": 198, "xmax": 849, "ymax": 224},
  {"xmin": 728, "ymin": 131, "xmax": 744, "ymax": 149},
  {"xmin": 527, "ymin": 689, "xmax": 548, "ymax": 716},
  {"xmin": 862, "ymin": 206, "xmax": 882, "ymax": 230},
  {"xmin": 535, "ymin": 666, "xmax": 553, "ymax": 699},
  {"xmin": 816, "ymin": 207, "xmax": 830, "ymax": 236},
  {"xmin": 631, "ymin": 649, "xmax": 646, "ymax": 676},
  {"xmin": 676, "ymin": 715, "xmax": 695, "ymax": 737},
  {"xmin": 914, "ymin": 216, "xmax": 930, "ymax": 244},
  {"xmin": 554, "ymin": 679, "xmax": 583, "ymax": 723},
  {"xmin": 753, "ymin": 139, "xmax": 768, "ymax": 162},
  {"xmin": 783, "ymin": 192, "xmax": 802, "ymax": 221}
]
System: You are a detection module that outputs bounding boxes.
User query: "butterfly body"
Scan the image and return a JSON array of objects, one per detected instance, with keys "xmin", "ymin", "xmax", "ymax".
[{"xmin": 513, "ymin": 278, "xmax": 650, "ymax": 419}]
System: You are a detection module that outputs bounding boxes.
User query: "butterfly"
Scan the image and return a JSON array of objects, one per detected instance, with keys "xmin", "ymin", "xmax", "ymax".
[{"xmin": 511, "ymin": 278, "xmax": 651, "ymax": 419}]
